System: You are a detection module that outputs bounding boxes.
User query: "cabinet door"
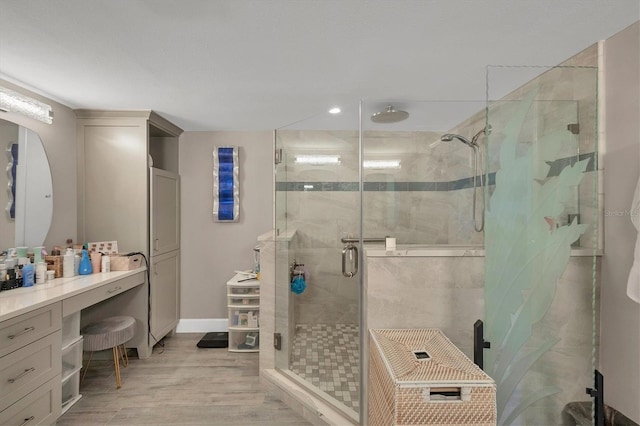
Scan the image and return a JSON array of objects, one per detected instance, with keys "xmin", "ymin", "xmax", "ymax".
[
  {"xmin": 150, "ymin": 250, "xmax": 180, "ymax": 342},
  {"xmin": 150, "ymin": 168, "xmax": 180, "ymax": 256}
]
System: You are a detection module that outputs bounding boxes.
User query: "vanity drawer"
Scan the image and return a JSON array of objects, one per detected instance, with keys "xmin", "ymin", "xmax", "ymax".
[
  {"xmin": 0, "ymin": 303, "xmax": 62, "ymax": 358},
  {"xmin": 0, "ymin": 374, "xmax": 61, "ymax": 426},
  {"xmin": 0, "ymin": 331, "xmax": 61, "ymax": 412},
  {"xmin": 62, "ymin": 272, "xmax": 145, "ymax": 316}
]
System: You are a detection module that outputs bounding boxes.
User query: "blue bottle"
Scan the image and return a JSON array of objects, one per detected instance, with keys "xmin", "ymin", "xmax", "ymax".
[
  {"xmin": 78, "ymin": 250, "xmax": 93, "ymax": 275},
  {"xmin": 22, "ymin": 262, "xmax": 35, "ymax": 287}
]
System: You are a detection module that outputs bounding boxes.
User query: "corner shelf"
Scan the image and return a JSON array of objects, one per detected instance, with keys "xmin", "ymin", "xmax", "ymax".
[{"xmin": 227, "ymin": 273, "xmax": 260, "ymax": 353}]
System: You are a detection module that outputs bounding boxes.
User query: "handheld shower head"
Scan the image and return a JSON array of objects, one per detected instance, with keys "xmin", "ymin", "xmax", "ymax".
[
  {"xmin": 440, "ymin": 125, "xmax": 491, "ymax": 148},
  {"xmin": 440, "ymin": 133, "xmax": 473, "ymax": 147}
]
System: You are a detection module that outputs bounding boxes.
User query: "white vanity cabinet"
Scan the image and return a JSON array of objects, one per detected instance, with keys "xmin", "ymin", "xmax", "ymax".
[
  {"xmin": 0, "ymin": 269, "xmax": 146, "ymax": 424},
  {"xmin": 0, "ymin": 303, "xmax": 62, "ymax": 425},
  {"xmin": 76, "ymin": 110, "xmax": 182, "ymax": 358}
]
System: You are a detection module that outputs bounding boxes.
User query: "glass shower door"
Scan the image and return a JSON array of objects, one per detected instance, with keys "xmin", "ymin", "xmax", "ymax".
[
  {"xmin": 274, "ymin": 105, "xmax": 362, "ymax": 419},
  {"xmin": 484, "ymin": 65, "xmax": 599, "ymax": 425}
]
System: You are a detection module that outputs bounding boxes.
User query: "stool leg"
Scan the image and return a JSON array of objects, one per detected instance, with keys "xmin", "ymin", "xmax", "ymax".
[
  {"xmin": 113, "ymin": 346, "xmax": 122, "ymax": 389},
  {"xmin": 120, "ymin": 344, "xmax": 129, "ymax": 367},
  {"xmin": 81, "ymin": 351, "xmax": 94, "ymax": 385}
]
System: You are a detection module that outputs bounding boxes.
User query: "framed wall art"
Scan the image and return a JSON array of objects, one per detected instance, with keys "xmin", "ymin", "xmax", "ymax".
[{"xmin": 213, "ymin": 146, "xmax": 239, "ymax": 222}]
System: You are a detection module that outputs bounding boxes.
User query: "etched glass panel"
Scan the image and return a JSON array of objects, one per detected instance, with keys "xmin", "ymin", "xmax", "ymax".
[{"xmin": 485, "ymin": 65, "xmax": 598, "ymax": 425}]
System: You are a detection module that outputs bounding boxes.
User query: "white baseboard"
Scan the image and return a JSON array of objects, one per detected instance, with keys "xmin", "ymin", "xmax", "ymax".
[{"xmin": 176, "ymin": 318, "xmax": 228, "ymax": 333}]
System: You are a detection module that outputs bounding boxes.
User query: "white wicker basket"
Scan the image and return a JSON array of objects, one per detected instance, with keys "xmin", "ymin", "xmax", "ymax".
[{"xmin": 369, "ymin": 328, "xmax": 496, "ymax": 426}]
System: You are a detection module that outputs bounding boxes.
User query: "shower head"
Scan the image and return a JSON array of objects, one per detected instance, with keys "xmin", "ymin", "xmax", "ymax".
[
  {"xmin": 371, "ymin": 105, "xmax": 409, "ymax": 124},
  {"xmin": 440, "ymin": 125, "xmax": 491, "ymax": 148},
  {"xmin": 440, "ymin": 133, "xmax": 474, "ymax": 147}
]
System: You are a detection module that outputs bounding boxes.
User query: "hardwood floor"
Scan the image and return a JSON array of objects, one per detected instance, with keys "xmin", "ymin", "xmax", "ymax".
[{"xmin": 57, "ymin": 333, "xmax": 311, "ymax": 425}]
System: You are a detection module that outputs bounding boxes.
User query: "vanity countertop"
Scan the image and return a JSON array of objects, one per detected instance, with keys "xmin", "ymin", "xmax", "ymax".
[{"xmin": 0, "ymin": 268, "xmax": 146, "ymax": 322}]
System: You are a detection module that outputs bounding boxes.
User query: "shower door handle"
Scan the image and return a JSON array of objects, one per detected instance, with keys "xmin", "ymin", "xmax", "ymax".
[{"xmin": 342, "ymin": 244, "xmax": 358, "ymax": 278}]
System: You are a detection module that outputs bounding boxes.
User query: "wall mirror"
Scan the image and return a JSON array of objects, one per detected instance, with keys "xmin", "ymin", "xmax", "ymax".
[{"xmin": 0, "ymin": 118, "xmax": 53, "ymax": 248}]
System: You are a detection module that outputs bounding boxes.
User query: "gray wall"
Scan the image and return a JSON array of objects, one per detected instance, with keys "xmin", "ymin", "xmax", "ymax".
[
  {"xmin": 179, "ymin": 131, "xmax": 273, "ymax": 320},
  {"xmin": 601, "ymin": 22, "xmax": 640, "ymax": 423},
  {"xmin": 0, "ymin": 79, "xmax": 77, "ymax": 250}
]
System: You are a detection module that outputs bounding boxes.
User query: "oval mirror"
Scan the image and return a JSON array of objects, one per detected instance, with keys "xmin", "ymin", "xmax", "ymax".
[{"xmin": 0, "ymin": 119, "xmax": 53, "ymax": 248}]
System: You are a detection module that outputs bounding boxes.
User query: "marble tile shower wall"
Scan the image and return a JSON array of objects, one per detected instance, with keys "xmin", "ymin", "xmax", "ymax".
[
  {"xmin": 453, "ymin": 44, "xmax": 599, "ymax": 248},
  {"xmin": 278, "ymin": 129, "xmax": 485, "ymax": 325},
  {"xmin": 365, "ymin": 255, "xmax": 600, "ymax": 426},
  {"xmin": 276, "ymin": 45, "xmax": 599, "ymax": 326}
]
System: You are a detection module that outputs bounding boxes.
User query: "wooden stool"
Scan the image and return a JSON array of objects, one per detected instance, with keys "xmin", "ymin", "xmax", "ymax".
[{"xmin": 81, "ymin": 316, "xmax": 136, "ymax": 389}]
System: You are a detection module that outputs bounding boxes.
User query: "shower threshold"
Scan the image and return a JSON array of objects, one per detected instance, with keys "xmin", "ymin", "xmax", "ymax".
[{"xmin": 261, "ymin": 368, "xmax": 359, "ymax": 425}]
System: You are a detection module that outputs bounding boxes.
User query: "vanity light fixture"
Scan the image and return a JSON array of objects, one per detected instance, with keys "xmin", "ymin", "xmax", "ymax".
[
  {"xmin": 363, "ymin": 159, "xmax": 401, "ymax": 169},
  {"xmin": 295, "ymin": 155, "xmax": 341, "ymax": 165},
  {"xmin": 0, "ymin": 86, "xmax": 53, "ymax": 124}
]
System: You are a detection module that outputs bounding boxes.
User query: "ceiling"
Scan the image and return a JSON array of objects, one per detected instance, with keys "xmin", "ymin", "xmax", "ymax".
[{"xmin": 0, "ymin": 1, "xmax": 638, "ymax": 132}]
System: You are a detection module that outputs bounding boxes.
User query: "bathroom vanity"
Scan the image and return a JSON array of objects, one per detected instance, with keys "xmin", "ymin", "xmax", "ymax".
[{"xmin": 0, "ymin": 269, "xmax": 145, "ymax": 424}]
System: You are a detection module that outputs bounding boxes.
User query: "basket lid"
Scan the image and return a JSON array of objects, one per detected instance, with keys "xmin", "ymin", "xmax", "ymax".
[{"xmin": 370, "ymin": 328, "xmax": 494, "ymax": 385}]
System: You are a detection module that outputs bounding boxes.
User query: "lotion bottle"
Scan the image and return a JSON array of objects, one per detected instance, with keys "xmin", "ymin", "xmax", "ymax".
[{"xmin": 63, "ymin": 248, "xmax": 75, "ymax": 278}]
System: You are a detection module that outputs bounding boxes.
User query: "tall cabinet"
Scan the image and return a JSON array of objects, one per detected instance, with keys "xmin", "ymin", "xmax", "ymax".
[{"xmin": 76, "ymin": 110, "xmax": 182, "ymax": 359}]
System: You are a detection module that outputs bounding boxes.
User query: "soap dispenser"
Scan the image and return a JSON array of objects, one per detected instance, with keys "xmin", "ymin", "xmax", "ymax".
[
  {"xmin": 78, "ymin": 250, "xmax": 93, "ymax": 275},
  {"xmin": 22, "ymin": 260, "xmax": 35, "ymax": 287}
]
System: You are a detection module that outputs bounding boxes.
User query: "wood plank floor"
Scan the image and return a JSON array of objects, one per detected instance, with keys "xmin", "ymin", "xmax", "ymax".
[{"xmin": 57, "ymin": 333, "xmax": 311, "ymax": 425}]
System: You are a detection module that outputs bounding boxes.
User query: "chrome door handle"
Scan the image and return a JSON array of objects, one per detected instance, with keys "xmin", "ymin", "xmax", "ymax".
[
  {"xmin": 8, "ymin": 367, "xmax": 35, "ymax": 384},
  {"xmin": 8, "ymin": 327, "xmax": 35, "ymax": 339},
  {"xmin": 342, "ymin": 244, "xmax": 358, "ymax": 278}
]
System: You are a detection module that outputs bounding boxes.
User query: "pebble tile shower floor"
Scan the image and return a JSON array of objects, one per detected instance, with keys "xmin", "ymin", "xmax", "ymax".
[{"xmin": 290, "ymin": 323, "xmax": 359, "ymax": 411}]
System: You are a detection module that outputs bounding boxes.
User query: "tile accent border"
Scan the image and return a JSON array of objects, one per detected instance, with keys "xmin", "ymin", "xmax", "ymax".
[{"xmin": 276, "ymin": 152, "xmax": 595, "ymax": 192}]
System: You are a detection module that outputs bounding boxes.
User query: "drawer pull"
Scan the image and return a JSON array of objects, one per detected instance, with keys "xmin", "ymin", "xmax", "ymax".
[
  {"xmin": 20, "ymin": 416, "xmax": 35, "ymax": 426},
  {"xmin": 8, "ymin": 326, "xmax": 35, "ymax": 339},
  {"xmin": 107, "ymin": 286, "xmax": 122, "ymax": 293},
  {"xmin": 8, "ymin": 367, "xmax": 35, "ymax": 383}
]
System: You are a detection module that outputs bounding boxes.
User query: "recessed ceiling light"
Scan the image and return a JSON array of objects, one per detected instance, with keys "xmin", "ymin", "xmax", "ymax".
[{"xmin": 328, "ymin": 107, "xmax": 341, "ymax": 114}]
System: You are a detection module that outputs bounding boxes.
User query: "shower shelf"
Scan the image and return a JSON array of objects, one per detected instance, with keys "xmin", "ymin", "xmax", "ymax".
[{"xmin": 227, "ymin": 272, "xmax": 260, "ymax": 353}]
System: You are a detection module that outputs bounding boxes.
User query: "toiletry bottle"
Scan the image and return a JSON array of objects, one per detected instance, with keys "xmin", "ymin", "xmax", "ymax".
[
  {"xmin": 74, "ymin": 250, "xmax": 81, "ymax": 275},
  {"xmin": 22, "ymin": 260, "xmax": 35, "ymax": 287},
  {"xmin": 63, "ymin": 248, "xmax": 75, "ymax": 278},
  {"xmin": 90, "ymin": 251, "xmax": 101, "ymax": 273},
  {"xmin": 35, "ymin": 262, "xmax": 47, "ymax": 284},
  {"xmin": 0, "ymin": 263, "xmax": 6, "ymax": 291},
  {"xmin": 78, "ymin": 250, "xmax": 93, "ymax": 275},
  {"xmin": 17, "ymin": 265, "xmax": 23, "ymax": 287},
  {"xmin": 101, "ymin": 254, "xmax": 110, "ymax": 273},
  {"xmin": 5, "ymin": 267, "xmax": 17, "ymax": 290}
]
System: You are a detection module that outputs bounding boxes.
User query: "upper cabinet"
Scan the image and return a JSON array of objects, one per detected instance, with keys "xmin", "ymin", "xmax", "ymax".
[
  {"xmin": 76, "ymin": 110, "xmax": 183, "ymax": 352},
  {"xmin": 75, "ymin": 110, "xmax": 182, "ymax": 255}
]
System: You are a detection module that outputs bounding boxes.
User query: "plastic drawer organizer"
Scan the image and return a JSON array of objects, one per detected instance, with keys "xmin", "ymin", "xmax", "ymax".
[
  {"xmin": 227, "ymin": 273, "xmax": 260, "ymax": 352},
  {"xmin": 61, "ymin": 312, "xmax": 83, "ymax": 413},
  {"xmin": 369, "ymin": 328, "xmax": 496, "ymax": 426}
]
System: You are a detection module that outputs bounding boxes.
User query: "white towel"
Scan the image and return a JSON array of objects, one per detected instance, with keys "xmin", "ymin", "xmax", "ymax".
[{"xmin": 627, "ymin": 176, "xmax": 640, "ymax": 303}]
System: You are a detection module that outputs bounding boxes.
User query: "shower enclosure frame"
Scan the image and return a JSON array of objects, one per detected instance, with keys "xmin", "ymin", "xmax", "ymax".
[{"xmin": 271, "ymin": 63, "xmax": 600, "ymax": 425}]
